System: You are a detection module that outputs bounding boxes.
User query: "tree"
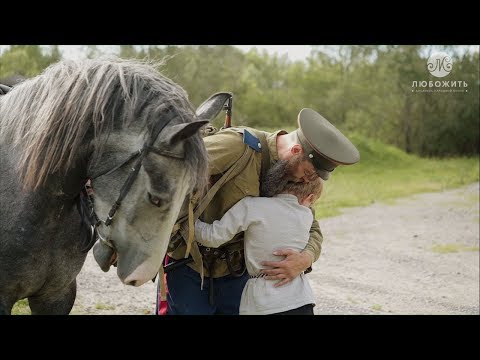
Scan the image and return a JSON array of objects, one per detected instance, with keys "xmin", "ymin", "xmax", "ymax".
[{"xmin": 0, "ymin": 45, "xmax": 61, "ymax": 78}]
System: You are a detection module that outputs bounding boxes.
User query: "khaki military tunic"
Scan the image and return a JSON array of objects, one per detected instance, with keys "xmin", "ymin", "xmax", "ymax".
[{"xmin": 168, "ymin": 127, "xmax": 323, "ymax": 278}]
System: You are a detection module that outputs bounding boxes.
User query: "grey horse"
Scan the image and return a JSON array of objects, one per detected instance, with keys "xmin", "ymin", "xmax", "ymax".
[{"xmin": 0, "ymin": 57, "xmax": 220, "ymax": 314}]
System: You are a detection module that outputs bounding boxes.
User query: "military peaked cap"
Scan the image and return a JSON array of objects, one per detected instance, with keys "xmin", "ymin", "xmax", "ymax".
[{"xmin": 295, "ymin": 108, "xmax": 360, "ymax": 180}]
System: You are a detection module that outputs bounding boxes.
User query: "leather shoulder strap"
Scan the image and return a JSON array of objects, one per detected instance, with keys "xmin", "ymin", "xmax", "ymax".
[
  {"xmin": 175, "ymin": 144, "xmax": 253, "ymax": 233},
  {"xmin": 176, "ymin": 145, "xmax": 254, "ymax": 263},
  {"xmin": 194, "ymin": 145, "xmax": 253, "ymax": 219}
]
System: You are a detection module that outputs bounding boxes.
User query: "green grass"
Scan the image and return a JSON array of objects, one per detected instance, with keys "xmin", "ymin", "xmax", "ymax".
[
  {"xmin": 8, "ymin": 133, "xmax": 480, "ymax": 315},
  {"xmin": 310, "ymin": 134, "xmax": 479, "ymax": 218},
  {"xmin": 371, "ymin": 304, "xmax": 383, "ymax": 311},
  {"xmin": 431, "ymin": 244, "xmax": 480, "ymax": 253},
  {"xmin": 11, "ymin": 299, "xmax": 31, "ymax": 315},
  {"xmin": 257, "ymin": 129, "xmax": 479, "ymax": 218},
  {"xmin": 95, "ymin": 303, "xmax": 116, "ymax": 310}
]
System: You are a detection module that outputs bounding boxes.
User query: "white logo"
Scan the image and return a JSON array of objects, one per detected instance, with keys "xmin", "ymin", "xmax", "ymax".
[{"xmin": 427, "ymin": 52, "xmax": 452, "ymax": 78}]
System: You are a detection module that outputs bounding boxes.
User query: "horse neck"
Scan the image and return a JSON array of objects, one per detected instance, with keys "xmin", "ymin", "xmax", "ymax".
[{"xmin": 57, "ymin": 146, "xmax": 91, "ymax": 199}]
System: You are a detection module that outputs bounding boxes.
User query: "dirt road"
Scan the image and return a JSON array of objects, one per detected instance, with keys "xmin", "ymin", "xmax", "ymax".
[{"xmin": 73, "ymin": 182, "xmax": 479, "ymax": 315}]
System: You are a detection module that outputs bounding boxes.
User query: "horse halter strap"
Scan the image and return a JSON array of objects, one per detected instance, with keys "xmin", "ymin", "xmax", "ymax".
[{"xmin": 95, "ymin": 106, "xmax": 178, "ymax": 228}]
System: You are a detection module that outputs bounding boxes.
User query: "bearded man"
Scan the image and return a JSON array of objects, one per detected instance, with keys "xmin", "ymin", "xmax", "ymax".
[{"xmin": 163, "ymin": 108, "xmax": 360, "ymax": 315}]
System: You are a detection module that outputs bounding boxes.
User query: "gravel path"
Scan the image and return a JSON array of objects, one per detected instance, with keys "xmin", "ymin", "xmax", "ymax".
[{"xmin": 73, "ymin": 182, "xmax": 479, "ymax": 315}]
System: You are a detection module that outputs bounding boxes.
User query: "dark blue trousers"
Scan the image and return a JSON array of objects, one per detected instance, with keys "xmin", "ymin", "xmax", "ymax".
[{"xmin": 166, "ymin": 264, "xmax": 249, "ymax": 315}]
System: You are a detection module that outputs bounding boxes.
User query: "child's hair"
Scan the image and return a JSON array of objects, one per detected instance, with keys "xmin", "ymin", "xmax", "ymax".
[{"xmin": 282, "ymin": 177, "xmax": 323, "ymax": 204}]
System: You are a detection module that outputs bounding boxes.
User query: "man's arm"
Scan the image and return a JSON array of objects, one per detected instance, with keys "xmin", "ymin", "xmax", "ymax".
[{"xmin": 302, "ymin": 209, "xmax": 323, "ymax": 264}]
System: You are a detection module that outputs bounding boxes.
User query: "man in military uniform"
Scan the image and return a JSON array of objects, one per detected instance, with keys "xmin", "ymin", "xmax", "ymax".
[{"xmin": 165, "ymin": 108, "xmax": 360, "ymax": 315}]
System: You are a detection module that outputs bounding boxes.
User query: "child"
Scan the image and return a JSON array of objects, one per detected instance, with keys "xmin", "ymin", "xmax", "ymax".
[{"xmin": 194, "ymin": 177, "xmax": 323, "ymax": 315}]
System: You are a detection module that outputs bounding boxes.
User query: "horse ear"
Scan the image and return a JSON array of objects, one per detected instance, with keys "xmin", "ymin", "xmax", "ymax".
[{"xmin": 168, "ymin": 120, "xmax": 209, "ymax": 145}]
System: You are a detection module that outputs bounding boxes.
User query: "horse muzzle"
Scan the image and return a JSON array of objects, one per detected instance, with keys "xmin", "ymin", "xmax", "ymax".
[{"xmin": 92, "ymin": 238, "xmax": 118, "ymax": 272}]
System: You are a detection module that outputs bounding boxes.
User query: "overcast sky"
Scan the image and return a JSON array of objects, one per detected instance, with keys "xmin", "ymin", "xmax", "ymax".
[
  {"xmin": 1, "ymin": 45, "xmax": 477, "ymax": 63},
  {"xmin": 234, "ymin": 45, "xmax": 313, "ymax": 61},
  {"xmin": 55, "ymin": 45, "xmax": 313, "ymax": 62}
]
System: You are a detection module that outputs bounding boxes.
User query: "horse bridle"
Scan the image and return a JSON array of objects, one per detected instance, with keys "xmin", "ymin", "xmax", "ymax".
[{"xmin": 84, "ymin": 106, "xmax": 184, "ymax": 253}]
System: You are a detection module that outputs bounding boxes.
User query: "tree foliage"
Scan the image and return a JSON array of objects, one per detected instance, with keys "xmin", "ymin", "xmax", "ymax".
[
  {"xmin": 0, "ymin": 45, "xmax": 60, "ymax": 78},
  {"xmin": 0, "ymin": 45, "xmax": 477, "ymax": 156}
]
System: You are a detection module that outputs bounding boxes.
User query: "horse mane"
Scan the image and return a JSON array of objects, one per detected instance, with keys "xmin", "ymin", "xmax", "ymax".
[{"xmin": 0, "ymin": 57, "xmax": 208, "ymax": 193}]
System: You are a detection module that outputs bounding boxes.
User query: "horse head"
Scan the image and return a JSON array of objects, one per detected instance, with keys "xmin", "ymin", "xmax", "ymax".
[
  {"xmin": 90, "ymin": 114, "xmax": 208, "ymax": 286},
  {"xmin": 89, "ymin": 87, "xmax": 231, "ymax": 287},
  {"xmin": 0, "ymin": 58, "xmax": 233, "ymax": 313},
  {"xmin": 1, "ymin": 58, "xmax": 211, "ymax": 292}
]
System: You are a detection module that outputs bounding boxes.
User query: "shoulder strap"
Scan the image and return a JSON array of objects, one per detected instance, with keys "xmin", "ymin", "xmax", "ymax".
[
  {"xmin": 171, "ymin": 145, "xmax": 254, "ymax": 284},
  {"xmin": 169, "ymin": 129, "xmax": 270, "ymax": 283},
  {"xmin": 176, "ymin": 145, "xmax": 254, "ymax": 253},
  {"xmin": 194, "ymin": 128, "xmax": 270, "ymax": 219},
  {"xmin": 248, "ymin": 128, "xmax": 270, "ymax": 181},
  {"xmin": 194, "ymin": 145, "xmax": 254, "ymax": 220},
  {"xmin": 177, "ymin": 128, "xmax": 270, "ymax": 228},
  {"xmin": 173, "ymin": 127, "xmax": 271, "ymax": 253}
]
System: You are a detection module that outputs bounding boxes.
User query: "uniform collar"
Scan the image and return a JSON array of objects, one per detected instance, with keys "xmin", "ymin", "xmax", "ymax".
[{"xmin": 266, "ymin": 129, "xmax": 288, "ymax": 165}]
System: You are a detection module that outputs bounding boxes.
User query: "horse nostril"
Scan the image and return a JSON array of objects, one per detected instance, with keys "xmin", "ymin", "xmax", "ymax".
[
  {"xmin": 127, "ymin": 280, "xmax": 137, "ymax": 286},
  {"xmin": 148, "ymin": 192, "xmax": 162, "ymax": 207}
]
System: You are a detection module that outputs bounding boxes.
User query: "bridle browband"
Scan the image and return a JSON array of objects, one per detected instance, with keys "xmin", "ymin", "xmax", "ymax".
[{"xmin": 84, "ymin": 106, "xmax": 182, "ymax": 252}]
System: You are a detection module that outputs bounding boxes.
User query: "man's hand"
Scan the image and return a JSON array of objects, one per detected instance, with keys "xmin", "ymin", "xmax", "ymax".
[{"xmin": 261, "ymin": 249, "xmax": 312, "ymax": 287}]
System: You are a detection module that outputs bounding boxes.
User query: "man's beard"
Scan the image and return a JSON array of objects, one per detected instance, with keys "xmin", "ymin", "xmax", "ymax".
[{"xmin": 260, "ymin": 154, "xmax": 304, "ymax": 197}]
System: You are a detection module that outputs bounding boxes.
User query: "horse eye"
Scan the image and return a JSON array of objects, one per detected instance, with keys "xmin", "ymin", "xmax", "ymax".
[{"xmin": 148, "ymin": 192, "xmax": 162, "ymax": 207}]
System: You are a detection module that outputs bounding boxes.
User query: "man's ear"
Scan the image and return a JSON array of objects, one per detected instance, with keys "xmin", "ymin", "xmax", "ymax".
[{"xmin": 291, "ymin": 144, "xmax": 303, "ymax": 155}]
